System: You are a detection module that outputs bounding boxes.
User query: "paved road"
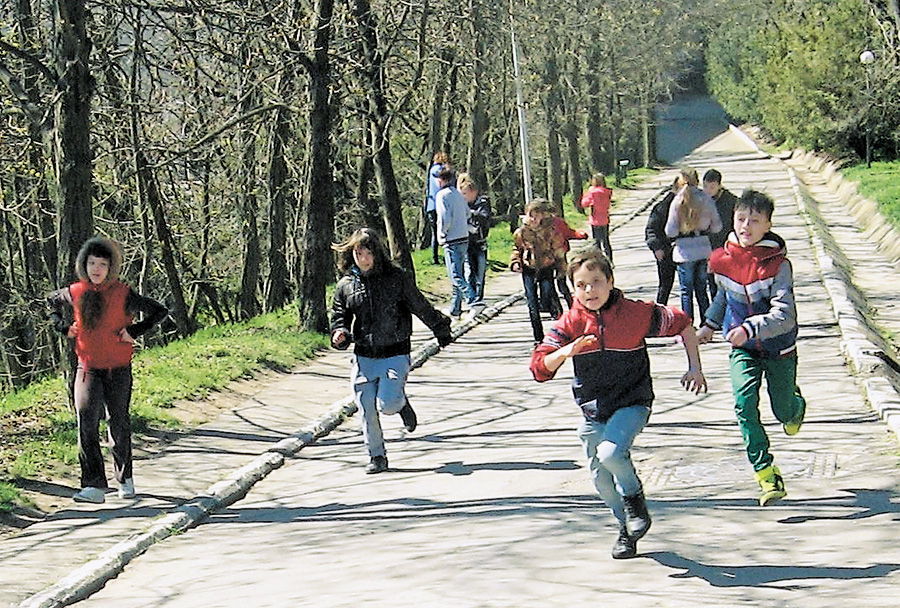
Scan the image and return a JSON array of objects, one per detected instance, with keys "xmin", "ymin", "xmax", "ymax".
[{"xmin": 47, "ymin": 127, "xmax": 899, "ymax": 607}]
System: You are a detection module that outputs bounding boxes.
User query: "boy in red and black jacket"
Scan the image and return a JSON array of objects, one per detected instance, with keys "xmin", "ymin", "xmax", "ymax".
[{"xmin": 530, "ymin": 247, "xmax": 706, "ymax": 559}]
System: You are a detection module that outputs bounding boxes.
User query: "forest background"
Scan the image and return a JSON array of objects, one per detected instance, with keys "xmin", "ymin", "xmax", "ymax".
[{"xmin": 1, "ymin": 0, "xmax": 899, "ymax": 511}]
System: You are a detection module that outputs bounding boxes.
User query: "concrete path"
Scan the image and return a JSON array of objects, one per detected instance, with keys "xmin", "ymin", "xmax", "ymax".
[{"xmin": 3, "ymin": 122, "xmax": 900, "ymax": 607}]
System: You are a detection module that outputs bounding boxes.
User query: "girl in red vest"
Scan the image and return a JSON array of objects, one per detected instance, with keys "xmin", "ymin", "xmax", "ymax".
[{"xmin": 48, "ymin": 237, "xmax": 168, "ymax": 503}]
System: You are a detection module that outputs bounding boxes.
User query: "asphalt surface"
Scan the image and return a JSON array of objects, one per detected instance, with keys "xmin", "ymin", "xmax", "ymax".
[{"xmin": 2, "ymin": 103, "xmax": 899, "ymax": 607}]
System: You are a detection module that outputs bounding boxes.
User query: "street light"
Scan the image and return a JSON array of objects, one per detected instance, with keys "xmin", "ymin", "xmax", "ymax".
[{"xmin": 860, "ymin": 50, "xmax": 875, "ymax": 168}]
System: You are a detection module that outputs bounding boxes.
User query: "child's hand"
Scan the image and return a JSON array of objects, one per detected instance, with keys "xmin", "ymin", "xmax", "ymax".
[
  {"xmin": 725, "ymin": 326, "xmax": 749, "ymax": 347},
  {"xmin": 696, "ymin": 325, "xmax": 714, "ymax": 344},
  {"xmin": 681, "ymin": 368, "xmax": 707, "ymax": 394},
  {"xmin": 67, "ymin": 322, "xmax": 79, "ymax": 339},
  {"xmin": 118, "ymin": 327, "xmax": 135, "ymax": 343},
  {"xmin": 331, "ymin": 329, "xmax": 351, "ymax": 350},
  {"xmin": 510, "ymin": 262, "xmax": 522, "ymax": 273},
  {"xmin": 558, "ymin": 334, "xmax": 598, "ymax": 359}
]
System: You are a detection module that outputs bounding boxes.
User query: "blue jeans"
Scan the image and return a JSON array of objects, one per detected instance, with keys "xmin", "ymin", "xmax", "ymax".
[
  {"xmin": 676, "ymin": 259, "xmax": 710, "ymax": 324},
  {"xmin": 443, "ymin": 240, "xmax": 474, "ymax": 315},
  {"xmin": 351, "ymin": 354, "xmax": 411, "ymax": 459},
  {"xmin": 522, "ymin": 267, "xmax": 560, "ymax": 342},
  {"xmin": 466, "ymin": 245, "xmax": 487, "ymax": 304},
  {"xmin": 577, "ymin": 405, "xmax": 650, "ymax": 524}
]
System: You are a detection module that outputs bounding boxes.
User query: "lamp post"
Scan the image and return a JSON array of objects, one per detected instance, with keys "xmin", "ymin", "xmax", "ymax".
[{"xmin": 860, "ymin": 50, "xmax": 875, "ymax": 168}]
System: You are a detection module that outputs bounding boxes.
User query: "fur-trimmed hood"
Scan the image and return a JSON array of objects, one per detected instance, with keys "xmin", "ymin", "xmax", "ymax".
[{"xmin": 75, "ymin": 236, "xmax": 123, "ymax": 283}]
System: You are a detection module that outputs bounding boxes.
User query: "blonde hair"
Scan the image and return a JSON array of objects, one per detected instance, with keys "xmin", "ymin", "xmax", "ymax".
[
  {"xmin": 457, "ymin": 172, "xmax": 477, "ymax": 192},
  {"xmin": 676, "ymin": 168, "xmax": 704, "ymax": 233},
  {"xmin": 590, "ymin": 173, "xmax": 607, "ymax": 188}
]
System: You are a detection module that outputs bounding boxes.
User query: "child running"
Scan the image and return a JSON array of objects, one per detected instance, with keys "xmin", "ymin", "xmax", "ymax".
[
  {"xmin": 697, "ymin": 189, "xmax": 806, "ymax": 506},
  {"xmin": 511, "ymin": 199, "xmax": 564, "ymax": 344},
  {"xmin": 48, "ymin": 236, "xmax": 168, "ymax": 503},
  {"xmin": 330, "ymin": 228, "xmax": 452, "ymax": 474},
  {"xmin": 530, "ymin": 246, "xmax": 706, "ymax": 559}
]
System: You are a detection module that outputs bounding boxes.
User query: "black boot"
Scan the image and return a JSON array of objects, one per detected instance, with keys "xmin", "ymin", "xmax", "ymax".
[
  {"xmin": 399, "ymin": 400, "xmax": 417, "ymax": 432},
  {"xmin": 622, "ymin": 491, "xmax": 652, "ymax": 540},
  {"xmin": 366, "ymin": 455, "xmax": 388, "ymax": 474},
  {"xmin": 611, "ymin": 524, "xmax": 637, "ymax": 559}
]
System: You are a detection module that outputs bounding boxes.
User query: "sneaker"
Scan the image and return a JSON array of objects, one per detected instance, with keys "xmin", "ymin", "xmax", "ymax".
[
  {"xmin": 611, "ymin": 524, "xmax": 637, "ymax": 559},
  {"xmin": 622, "ymin": 491, "xmax": 652, "ymax": 540},
  {"xmin": 399, "ymin": 401, "xmax": 418, "ymax": 433},
  {"xmin": 783, "ymin": 389, "xmax": 806, "ymax": 436},
  {"xmin": 755, "ymin": 465, "xmax": 787, "ymax": 506},
  {"xmin": 441, "ymin": 307, "xmax": 461, "ymax": 319},
  {"xmin": 73, "ymin": 487, "xmax": 106, "ymax": 504},
  {"xmin": 119, "ymin": 478, "xmax": 136, "ymax": 499},
  {"xmin": 365, "ymin": 455, "xmax": 388, "ymax": 474}
]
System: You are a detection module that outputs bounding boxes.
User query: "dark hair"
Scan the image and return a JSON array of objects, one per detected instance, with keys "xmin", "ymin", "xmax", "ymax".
[
  {"xmin": 332, "ymin": 227, "xmax": 393, "ymax": 274},
  {"xmin": 567, "ymin": 246, "xmax": 614, "ymax": 282},
  {"xmin": 75, "ymin": 236, "xmax": 123, "ymax": 330},
  {"xmin": 437, "ymin": 167, "xmax": 455, "ymax": 183},
  {"xmin": 735, "ymin": 189, "xmax": 775, "ymax": 220},
  {"xmin": 702, "ymin": 169, "xmax": 722, "ymax": 184}
]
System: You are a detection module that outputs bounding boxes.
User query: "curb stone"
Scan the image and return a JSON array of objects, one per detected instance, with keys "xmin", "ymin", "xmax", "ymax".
[{"xmin": 16, "ymin": 291, "xmax": 526, "ymax": 608}]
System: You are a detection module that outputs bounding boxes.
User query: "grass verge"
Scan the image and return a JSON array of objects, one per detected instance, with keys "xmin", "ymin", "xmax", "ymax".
[{"xmin": 841, "ymin": 161, "xmax": 900, "ymax": 229}]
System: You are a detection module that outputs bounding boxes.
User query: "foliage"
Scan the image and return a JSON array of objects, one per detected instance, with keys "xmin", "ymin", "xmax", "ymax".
[
  {"xmin": 704, "ymin": 0, "xmax": 895, "ymax": 159},
  {"xmin": 842, "ymin": 161, "xmax": 900, "ymax": 227}
]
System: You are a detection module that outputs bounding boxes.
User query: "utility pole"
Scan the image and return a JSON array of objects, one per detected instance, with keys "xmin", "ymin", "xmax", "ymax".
[{"xmin": 510, "ymin": 3, "xmax": 533, "ymax": 207}]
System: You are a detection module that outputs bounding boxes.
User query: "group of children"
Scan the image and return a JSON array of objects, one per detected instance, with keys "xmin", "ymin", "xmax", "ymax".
[
  {"xmin": 55, "ymin": 168, "xmax": 805, "ymax": 565},
  {"xmin": 529, "ymin": 182, "xmax": 805, "ymax": 559}
]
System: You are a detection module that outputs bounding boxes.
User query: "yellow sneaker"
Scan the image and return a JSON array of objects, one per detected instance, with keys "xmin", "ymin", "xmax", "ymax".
[
  {"xmin": 783, "ymin": 388, "xmax": 806, "ymax": 436},
  {"xmin": 754, "ymin": 465, "xmax": 787, "ymax": 506}
]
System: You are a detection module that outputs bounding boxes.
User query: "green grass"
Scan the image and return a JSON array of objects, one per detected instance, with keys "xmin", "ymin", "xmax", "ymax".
[
  {"xmin": 0, "ymin": 303, "xmax": 327, "ymax": 511},
  {"xmin": 842, "ymin": 161, "xmax": 900, "ymax": 229}
]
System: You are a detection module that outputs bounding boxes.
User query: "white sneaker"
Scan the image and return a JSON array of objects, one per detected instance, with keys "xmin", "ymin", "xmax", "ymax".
[
  {"xmin": 441, "ymin": 307, "xmax": 460, "ymax": 318},
  {"xmin": 119, "ymin": 478, "xmax": 136, "ymax": 499},
  {"xmin": 73, "ymin": 487, "xmax": 106, "ymax": 504}
]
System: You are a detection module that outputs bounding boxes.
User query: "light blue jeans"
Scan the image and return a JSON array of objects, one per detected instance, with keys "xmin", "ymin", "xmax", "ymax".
[
  {"xmin": 444, "ymin": 240, "xmax": 474, "ymax": 315},
  {"xmin": 351, "ymin": 354, "xmax": 411, "ymax": 458},
  {"xmin": 577, "ymin": 404, "xmax": 650, "ymax": 524}
]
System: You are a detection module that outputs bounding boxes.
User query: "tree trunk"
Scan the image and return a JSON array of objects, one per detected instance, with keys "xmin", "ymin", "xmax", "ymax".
[
  {"xmin": 297, "ymin": 0, "xmax": 336, "ymax": 333},
  {"xmin": 355, "ymin": 123, "xmax": 380, "ymax": 228},
  {"xmin": 584, "ymin": 57, "xmax": 605, "ymax": 175},
  {"xmin": 266, "ymin": 102, "xmax": 292, "ymax": 312},
  {"xmin": 53, "ymin": 0, "xmax": 94, "ymax": 284},
  {"xmin": 350, "ymin": 0, "xmax": 415, "ymax": 274},
  {"xmin": 465, "ymin": 0, "xmax": 487, "ymax": 189},
  {"xmin": 237, "ymin": 90, "xmax": 261, "ymax": 320}
]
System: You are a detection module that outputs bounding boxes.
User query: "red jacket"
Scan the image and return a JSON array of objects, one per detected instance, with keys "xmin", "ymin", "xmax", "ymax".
[
  {"xmin": 530, "ymin": 290, "xmax": 689, "ymax": 421},
  {"xmin": 580, "ymin": 186, "xmax": 612, "ymax": 227},
  {"xmin": 70, "ymin": 280, "xmax": 134, "ymax": 369}
]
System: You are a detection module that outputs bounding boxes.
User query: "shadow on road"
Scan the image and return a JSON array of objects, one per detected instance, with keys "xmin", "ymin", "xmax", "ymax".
[{"xmin": 644, "ymin": 550, "xmax": 900, "ymax": 589}]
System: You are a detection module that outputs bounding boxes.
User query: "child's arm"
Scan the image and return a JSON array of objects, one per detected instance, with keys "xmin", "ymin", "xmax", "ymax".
[
  {"xmin": 539, "ymin": 335, "xmax": 598, "ymax": 375},
  {"xmin": 679, "ymin": 324, "xmax": 707, "ymax": 394},
  {"xmin": 736, "ymin": 260, "xmax": 797, "ymax": 346},
  {"xmin": 510, "ymin": 230, "xmax": 524, "ymax": 272},
  {"xmin": 329, "ymin": 281, "xmax": 353, "ymax": 349},
  {"xmin": 123, "ymin": 290, "xmax": 169, "ymax": 341}
]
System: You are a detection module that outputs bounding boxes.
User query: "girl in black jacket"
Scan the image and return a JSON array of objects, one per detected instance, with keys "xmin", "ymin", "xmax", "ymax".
[{"xmin": 330, "ymin": 228, "xmax": 452, "ymax": 473}]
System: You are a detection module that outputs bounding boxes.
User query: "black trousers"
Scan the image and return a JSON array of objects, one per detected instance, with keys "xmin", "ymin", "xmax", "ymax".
[{"xmin": 74, "ymin": 365, "xmax": 134, "ymax": 488}]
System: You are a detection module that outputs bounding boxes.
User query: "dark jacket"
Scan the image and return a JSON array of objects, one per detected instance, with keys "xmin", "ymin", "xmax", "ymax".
[
  {"xmin": 467, "ymin": 194, "xmax": 492, "ymax": 250},
  {"xmin": 709, "ymin": 188, "xmax": 738, "ymax": 249},
  {"xmin": 530, "ymin": 289, "xmax": 690, "ymax": 422},
  {"xmin": 330, "ymin": 263, "xmax": 452, "ymax": 358},
  {"xmin": 645, "ymin": 192, "xmax": 675, "ymax": 254}
]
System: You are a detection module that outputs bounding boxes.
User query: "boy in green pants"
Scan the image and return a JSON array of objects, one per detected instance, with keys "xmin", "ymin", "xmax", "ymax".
[{"xmin": 697, "ymin": 189, "xmax": 806, "ymax": 506}]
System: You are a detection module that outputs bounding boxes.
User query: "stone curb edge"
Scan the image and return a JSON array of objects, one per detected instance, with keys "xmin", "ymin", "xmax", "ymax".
[
  {"xmin": 788, "ymin": 167, "xmax": 900, "ymax": 442},
  {"xmin": 16, "ymin": 291, "xmax": 526, "ymax": 608}
]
